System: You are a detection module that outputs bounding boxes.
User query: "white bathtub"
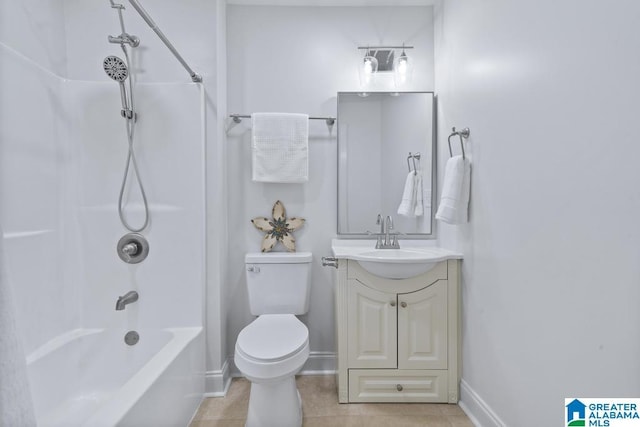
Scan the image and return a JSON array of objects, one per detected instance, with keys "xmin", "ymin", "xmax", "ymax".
[{"xmin": 27, "ymin": 327, "xmax": 203, "ymax": 427}]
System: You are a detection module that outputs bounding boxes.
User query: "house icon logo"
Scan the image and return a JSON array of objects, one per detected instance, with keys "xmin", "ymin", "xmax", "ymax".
[{"xmin": 566, "ymin": 399, "xmax": 586, "ymax": 426}]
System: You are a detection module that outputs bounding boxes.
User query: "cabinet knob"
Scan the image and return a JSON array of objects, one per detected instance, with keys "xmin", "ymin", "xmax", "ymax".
[
  {"xmin": 396, "ymin": 384, "xmax": 403, "ymax": 391},
  {"xmin": 400, "ymin": 301, "xmax": 407, "ymax": 308},
  {"xmin": 390, "ymin": 301, "xmax": 396, "ymax": 307}
]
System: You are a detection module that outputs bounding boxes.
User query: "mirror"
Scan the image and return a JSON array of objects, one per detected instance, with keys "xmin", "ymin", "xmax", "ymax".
[{"xmin": 337, "ymin": 92, "xmax": 435, "ymax": 237}]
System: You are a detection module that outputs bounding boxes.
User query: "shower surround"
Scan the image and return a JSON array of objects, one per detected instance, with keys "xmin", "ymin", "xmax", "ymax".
[{"xmin": 0, "ymin": 6, "xmax": 206, "ymax": 426}]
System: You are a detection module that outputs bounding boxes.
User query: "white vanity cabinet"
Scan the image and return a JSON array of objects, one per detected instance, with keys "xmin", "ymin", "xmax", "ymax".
[{"xmin": 334, "ymin": 258, "xmax": 460, "ymax": 404}]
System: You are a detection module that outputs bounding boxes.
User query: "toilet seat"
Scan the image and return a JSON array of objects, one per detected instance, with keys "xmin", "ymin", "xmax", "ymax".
[
  {"xmin": 236, "ymin": 314, "xmax": 308, "ymax": 362},
  {"xmin": 235, "ymin": 314, "xmax": 310, "ymax": 383}
]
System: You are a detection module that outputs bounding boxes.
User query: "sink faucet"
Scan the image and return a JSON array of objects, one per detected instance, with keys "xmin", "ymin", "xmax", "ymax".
[
  {"xmin": 374, "ymin": 214, "xmax": 401, "ymax": 249},
  {"xmin": 384, "ymin": 215, "xmax": 394, "ymax": 247},
  {"xmin": 115, "ymin": 291, "xmax": 139, "ymax": 311}
]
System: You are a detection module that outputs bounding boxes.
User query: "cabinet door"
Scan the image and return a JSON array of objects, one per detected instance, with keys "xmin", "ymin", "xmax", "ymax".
[
  {"xmin": 398, "ymin": 280, "xmax": 447, "ymax": 369},
  {"xmin": 347, "ymin": 280, "xmax": 397, "ymax": 368}
]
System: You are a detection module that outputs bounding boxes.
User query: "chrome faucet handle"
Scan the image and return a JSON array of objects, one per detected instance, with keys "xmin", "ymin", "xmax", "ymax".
[
  {"xmin": 390, "ymin": 232, "xmax": 403, "ymax": 249},
  {"xmin": 376, "ymin": 213, "xmax": 385, "ymax": 234},
  {"xmin": 366, "ymin": 230, "xmax": 385, "ymax": 249}
]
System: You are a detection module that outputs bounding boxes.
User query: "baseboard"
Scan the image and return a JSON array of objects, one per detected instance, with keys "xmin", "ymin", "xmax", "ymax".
[
  {"xmin": 204, "ymin": 359, "xmax": 232, "ymax": 397},
  {"xmin": 459, "ymin": 379, "xmax": 506, "ymax": 427},
  {"xmin": 227, "ymin": 351, "xmax": 337, "ymax": 378},
  {"xmin": 300, "ymin": 351, "xmax": 336, "ymax": 375}
]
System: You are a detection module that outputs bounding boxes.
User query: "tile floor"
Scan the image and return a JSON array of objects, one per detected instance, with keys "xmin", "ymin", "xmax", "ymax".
[{"xmin": 190, "ymin": 375, "xmax": 474, "ymax": 427}]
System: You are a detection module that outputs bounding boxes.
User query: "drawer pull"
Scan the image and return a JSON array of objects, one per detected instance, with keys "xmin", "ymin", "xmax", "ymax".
[
  {"xmin": 400, "ymin": 301, "xmax": 407, "ymax": 308},
  {"xmin": 390, "ymin": 301, "xmax": 396, "ymax": 307},
  {"xmin": 396, "ymin": 384, "xmax": 403, "ymax": 391}
]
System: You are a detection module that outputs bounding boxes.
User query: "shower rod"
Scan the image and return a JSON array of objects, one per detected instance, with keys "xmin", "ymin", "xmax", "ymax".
[{"xmin": 127, "ymin": 0, "xmax": 202, "ymax": 82}]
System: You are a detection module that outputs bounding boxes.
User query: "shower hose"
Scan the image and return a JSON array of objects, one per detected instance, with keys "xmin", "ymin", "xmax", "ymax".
[{"xmin": 118, "ymin": 45, "xmax": 149, "ymax": 232}]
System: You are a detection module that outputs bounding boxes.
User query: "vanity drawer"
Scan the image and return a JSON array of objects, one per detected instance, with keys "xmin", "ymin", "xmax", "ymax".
[{"xmin": 348, "ymin": 369, "xmax": 448, "ymax": 403}]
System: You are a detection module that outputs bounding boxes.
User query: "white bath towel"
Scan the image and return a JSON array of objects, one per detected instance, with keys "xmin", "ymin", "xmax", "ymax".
[
  {"xmin": 436, "ymin": 155, "xmax": 471, "ymax": 224},
  {"xmin": 251, "ymin": 113, "xmax": 309, "ymax": 183},
  {"xmin": 0, "ymin": 226, "xmax": 37, "ymax": 427}
]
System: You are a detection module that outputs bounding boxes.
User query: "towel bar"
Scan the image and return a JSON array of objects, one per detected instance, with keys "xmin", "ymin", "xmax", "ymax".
[
  {"xmin": 230, "ymin": 114, "xmax": 336, "ymax": 126},
  {"xmin": 447, "ymin": 127, "xmax": 470, "ymax": 159}
]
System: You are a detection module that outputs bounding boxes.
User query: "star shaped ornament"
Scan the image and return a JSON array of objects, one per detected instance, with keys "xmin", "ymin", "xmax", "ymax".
[{"xmin": 251, "ymin": 200, "xmax": 305, "ymax": 252}]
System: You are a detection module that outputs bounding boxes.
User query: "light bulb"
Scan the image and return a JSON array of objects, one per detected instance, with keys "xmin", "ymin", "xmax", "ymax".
[
  {"xmin": 364, "ymin": 58, "xmax": 373, "ymax": 74},
  {"xmin": 397, "ymin": 57, "xmax": 408, "ymax": 74}
]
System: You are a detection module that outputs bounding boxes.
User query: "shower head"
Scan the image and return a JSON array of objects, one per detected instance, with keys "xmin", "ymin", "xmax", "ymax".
[
  {"xmin": 103, "ymin": 55, "xmax": 134, "ymax": 119},
  {"xmin": 103, "ymin": 55, "xmax": 128, "ymax": 82}
]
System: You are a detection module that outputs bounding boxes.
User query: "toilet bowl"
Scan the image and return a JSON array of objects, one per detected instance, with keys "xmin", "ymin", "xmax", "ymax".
[{"xmin": 235, "ymin": 315, "xmax": 310, "ymax": 427}]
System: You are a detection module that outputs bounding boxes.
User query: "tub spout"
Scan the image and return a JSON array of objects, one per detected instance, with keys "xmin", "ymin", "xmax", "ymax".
[{"xmin": 115, "ymin": 291, "xmax": 139, "ymax": 311}]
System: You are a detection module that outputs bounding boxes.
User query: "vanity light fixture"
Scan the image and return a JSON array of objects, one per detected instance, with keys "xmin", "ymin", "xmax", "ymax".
[
  {"xmin": 357, "ymin": 45, "xmax": 413, "ymax": 74},
  {"xmin": 358, "ymin": 44, "xmax": 414, "ymax": 88},
  {"xmin": 394, "ymin": 44, "xmax": 413, "ymax": 87}
]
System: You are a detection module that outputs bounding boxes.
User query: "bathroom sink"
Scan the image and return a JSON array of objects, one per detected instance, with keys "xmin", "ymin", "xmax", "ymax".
[
  {"xmin": 354, "ymin": 249, "xmax": 440, "ymax": 279},
  {"xmin": 331, "ymin": 240, "xmax": 463, "ymax": 280},
  {"xmin": 356, "ymin": 249, "xmax": 440, "ymax": 261}
]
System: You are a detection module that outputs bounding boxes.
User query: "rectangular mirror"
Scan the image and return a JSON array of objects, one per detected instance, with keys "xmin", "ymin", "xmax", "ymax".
[{"xmin": 337, "ymin": 92, "xmax": 435, "ymax": 237}]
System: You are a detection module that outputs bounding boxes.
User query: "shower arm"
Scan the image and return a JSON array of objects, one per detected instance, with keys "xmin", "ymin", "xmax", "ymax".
[{"xmin": 127, "ymin": 0, "xmax": 202, "ymax": 83}]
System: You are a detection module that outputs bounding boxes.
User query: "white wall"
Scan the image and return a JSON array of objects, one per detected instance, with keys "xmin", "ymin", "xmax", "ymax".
[
  {"xmin": 434, "ymin": 1, "xmax": 640, "ymax": 425},
  {"xmin": 226, "ymin": 5, "xmax": 434, "ymax": 372},
  {"xmin": 0, "ymin": 0, "xmax": 68, "ymax": 76},
  {"xmin": 0, "ymin": 0, "xmax": 72, "ymax": 355}
]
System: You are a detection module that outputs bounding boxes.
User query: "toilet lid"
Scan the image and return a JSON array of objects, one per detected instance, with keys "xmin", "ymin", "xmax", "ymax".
[{"xmin": 237, "ymin": 314, "xmax": 309, "ymax": 362}]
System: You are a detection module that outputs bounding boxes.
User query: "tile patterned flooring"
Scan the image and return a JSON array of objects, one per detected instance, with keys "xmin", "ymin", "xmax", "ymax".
[{"xmin": 190, "ymin": 375, "xmax": 474, "ymax": 427}]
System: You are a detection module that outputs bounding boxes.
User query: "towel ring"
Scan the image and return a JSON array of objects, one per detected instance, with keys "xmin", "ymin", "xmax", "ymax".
[
  {"xmin": 406, "ymin": 152, "xmax": 421, "ymax": 175},
  {"xmin": 447, "ymin": 127, "xmax": 470, "ymax": 159}
]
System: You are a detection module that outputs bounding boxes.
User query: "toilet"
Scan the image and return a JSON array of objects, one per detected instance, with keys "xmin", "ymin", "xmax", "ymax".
[{"xmin": 235, "ymin": 252, "xmax": 312, "ymax": 427}]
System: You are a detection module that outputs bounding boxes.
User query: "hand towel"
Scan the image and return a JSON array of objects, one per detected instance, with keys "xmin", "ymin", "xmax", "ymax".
[
  {"xmin": 397, "ymin": 171, "xmax": 417, "ymax": 216},
  {"xmin": 251, "ymin": 112, "xmax": 309, "ymax": 183},
  {"xmin": 414, "ymin": 171, "xmax": 424, "ymax": 217},
  {"xmin": 436, "ymin": 155, "xmax": 471, "ymax": 224},
  {"xmin": 0, "ymin": 226, "xmax": 37, "ymax": 427}
]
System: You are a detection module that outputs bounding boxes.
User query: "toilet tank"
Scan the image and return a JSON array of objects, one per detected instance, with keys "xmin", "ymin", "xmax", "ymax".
[{"xmin": 245, "ymin": 252, "xmax": 312, "ymax": 315}]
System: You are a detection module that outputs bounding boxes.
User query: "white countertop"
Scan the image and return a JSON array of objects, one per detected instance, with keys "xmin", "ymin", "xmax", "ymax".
[{"xmin": 331, "ymin": 239, "xmax": 463, "ymax": 262}]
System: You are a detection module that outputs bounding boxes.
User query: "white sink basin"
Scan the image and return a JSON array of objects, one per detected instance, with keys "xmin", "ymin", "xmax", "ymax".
[
  {"xmin": 356, "ymin": 249, "xmax": 441, "ymax": 261},
  {"xmin": 331, "ymin": 241, "xmax": 462, "ymax": 280},
  {"xmin": 355, "ymin": 249, "xmax": 440, "ymax": 279}
]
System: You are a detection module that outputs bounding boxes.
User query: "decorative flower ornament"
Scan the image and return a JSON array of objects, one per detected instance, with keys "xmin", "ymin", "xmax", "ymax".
[{"xmin": 251, "ymin": 200, "xmax": 305, "ymax": 252}]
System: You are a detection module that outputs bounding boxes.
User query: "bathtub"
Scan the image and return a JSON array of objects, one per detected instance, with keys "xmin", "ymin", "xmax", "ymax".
[{"xmin": 27, "ymin": 327, "xmax": 204, "ymax": 427}]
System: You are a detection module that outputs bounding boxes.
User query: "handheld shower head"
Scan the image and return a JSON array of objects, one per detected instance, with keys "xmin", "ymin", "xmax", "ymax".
[
  {"xmin": 103, "ymin": 55, "xmax": 128, "ymax": 82},
  {"xmin": 103, "ymin": 55, "xmax": 134, "ymax": 119}
]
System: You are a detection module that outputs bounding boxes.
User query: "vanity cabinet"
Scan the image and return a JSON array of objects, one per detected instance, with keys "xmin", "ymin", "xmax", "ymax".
[{"xmin": 335, "ymin": 259, "xmax": 459, "ymax": 403}]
